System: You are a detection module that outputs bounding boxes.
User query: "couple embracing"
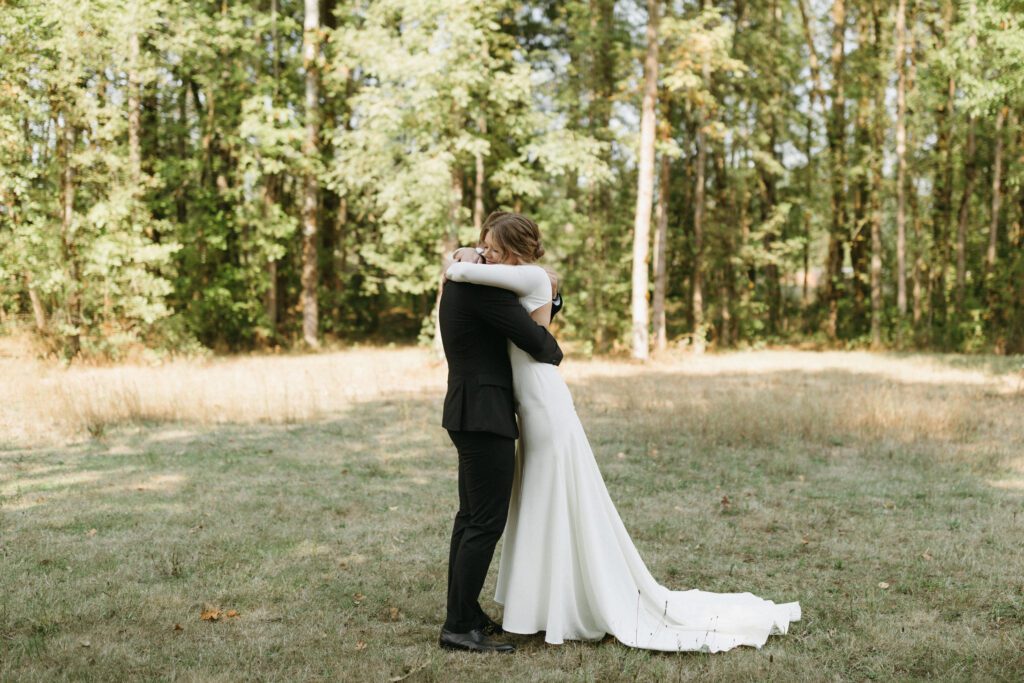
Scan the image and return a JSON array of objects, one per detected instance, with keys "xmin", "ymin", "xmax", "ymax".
[{"xmin": 437, "ymin": 211, "xmax": 800, "ymax": 654}]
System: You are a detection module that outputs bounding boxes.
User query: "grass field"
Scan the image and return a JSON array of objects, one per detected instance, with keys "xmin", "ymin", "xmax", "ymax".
[{"xmin": 2, "ymin": 346, "xmax": 1023, "ymax": 681}]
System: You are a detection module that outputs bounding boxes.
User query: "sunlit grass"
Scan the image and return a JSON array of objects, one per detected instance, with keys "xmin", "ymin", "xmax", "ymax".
[{"xmin": 2, "ymin": 347, "xmax": 1023, "ymax": 680}]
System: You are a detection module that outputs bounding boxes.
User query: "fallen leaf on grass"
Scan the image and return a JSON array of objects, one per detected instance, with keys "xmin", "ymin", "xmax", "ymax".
[
  {"xmin": 85, "ymin": 528, "xmax": 97, "ymax": 537},
  {"xmin": 921, "ymin": 552, "xmax": 933, "ymax": 561},
  {"xmin": 79, "ymin": 640, "xmax": 90, "ymax": 648},
  {"xmin": 720, "ymin": 495, "xmax": 731, "ymax": 508},
  {"xmin": 355, "ymin": 641, "xmax": 367, "ymax": 651},
  {"xmin": 878, "ymin": 582, "xmax": 890, "ymax": 590},
  {"xmin": 353, "ymin": 593, "xmax": 365, "ymax": 604},
  {"xmin": 390, "ymin": 662, "xmax": 430, "ymax": 682},
  {"xmin": 173, "ymin": 624, "xmax": 183, "ymax": 631},
  {"xmin": 226, "ymin": 610, "xmax": 239, "ymax": 618},
  {"xmin": 200, "ymin": 607, "xmax": 221, "ymax": 621},
  {"xmin": 800, "ymin": 537, "xmax": 811, "ymax": 545},
  {"xmin": 389, "ymin": 607, "xmax": 400, "ymax": 621}
]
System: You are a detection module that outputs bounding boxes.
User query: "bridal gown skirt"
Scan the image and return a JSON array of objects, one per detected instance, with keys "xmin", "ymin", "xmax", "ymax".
[{"xmin": 494, "ymin": 345, "xmax": 801, "ymax": 652}]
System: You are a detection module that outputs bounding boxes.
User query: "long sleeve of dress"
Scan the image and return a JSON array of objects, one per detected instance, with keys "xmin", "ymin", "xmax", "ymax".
[{"xmin": 445, "ymin": 263, "xmax": 551, "ymax": 312}]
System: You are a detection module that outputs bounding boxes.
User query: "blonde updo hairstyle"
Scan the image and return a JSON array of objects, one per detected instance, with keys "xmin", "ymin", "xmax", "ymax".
[{"xmin": 479, "ymin": 211, "xmax": 545, "ymax": 264}]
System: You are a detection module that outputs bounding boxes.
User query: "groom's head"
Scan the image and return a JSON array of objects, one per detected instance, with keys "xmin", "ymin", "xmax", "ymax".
[{"xmin": 479, "ymin": 211, "xmax": 544, "ymax": 265}]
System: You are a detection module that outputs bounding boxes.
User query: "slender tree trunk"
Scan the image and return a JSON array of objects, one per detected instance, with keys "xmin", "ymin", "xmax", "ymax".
[
  {"xmin": 175, "ymin": 74, "xmax": 189, "ymax": 225},
  {"xmin": 907, "ymin": 19, "xmax": 924, "ymax": 329},
  {"xmin": 127, "ymin": 6, "xmax": 142, "ymax": 191},
  {"xmin": 849, "ymin": 7, "xmax": 871, "ymax": 333},
  {"xmin": 651, "ymin": 120, "xmax": 670, "ymax": 352},
  {"xmin": 60, "ymin": 115, "xmax": 80, "ymax": 357},
  {"xmin": 25, "ymin": 272, "xmax": 47, "ymax": 332},
  {"xmin": 797, "ymin": 0, "xmax": 825, "ymax": 331},
  {"xmin": 931, "ymin": 72, "xmax": 955, "ymax": 336},
  {"xmin": 986, "ymin": 105, "xmax": 1006, "ymax": 277},
  {"xmin": 265, "ymin": 0, "xmax": 281, "ymax": 337},
  {"xmin": 955, "ymin": 116, "xmax": 976, "ymax": 311},
  {"xmin": 911, "ymin": 178, "xmax": 924, "ymax": 326},
  {"xmin": 954, "ymin": 0, "xmax": 978, "ymax": 314},
  {"xmin": 301, "ymin": 0, "xmax": 321, "ymax": 348},
  {"xmin": 262, "ymin": 178, "xmax": 279, "ymax": 337},
  {"xmin": 713, "ymin": 144, "xmax": 734, "ymax": 345},
  {"xmin": 894, "ymin": 0, "xmax": 908, "ymax": 317},
  {"xmin": 869, "ymin": 2, "xmax": 884, "ymax": 349},
  {"xmin": 692, "ymin": 111, "xmax": 708, "ymax": 353},
  {"xmin": 474, "ymin": 114, "xmax": 486, "ymax": 232},
  {"xmin": 825, "ymin": 0, "xmax": 846, "ymax": 341},
  {"xmin": 630, "ymin": 0, "xmax": 659, "ymax": 360},
  {"xmin": 796, "ymin": 0, "xmax": 826, "ymax": 113}
]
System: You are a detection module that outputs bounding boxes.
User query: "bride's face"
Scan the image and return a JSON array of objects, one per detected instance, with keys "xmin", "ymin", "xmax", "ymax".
[{"xmin": 481, "ymin": 231, "xmax": 519, "ymax": 265}]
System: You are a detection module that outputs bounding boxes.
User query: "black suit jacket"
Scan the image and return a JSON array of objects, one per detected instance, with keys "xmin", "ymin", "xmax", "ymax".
[{"xmin": 439, "ymin": 281, "xmax": 563, "ymax": 439}]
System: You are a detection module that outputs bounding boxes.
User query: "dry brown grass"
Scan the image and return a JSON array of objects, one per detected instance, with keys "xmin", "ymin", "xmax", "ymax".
[
  {"xmin": 0, "ymin": 347, "xmax": 446, "ymax": 445},
  {"xmin": 4, "ymin": 346, "xmax": 1019, "ymax": 456}
]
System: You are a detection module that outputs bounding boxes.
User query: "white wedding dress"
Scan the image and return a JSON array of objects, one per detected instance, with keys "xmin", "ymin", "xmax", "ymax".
[{"xmin": 446, "ymin": 262, "xmax": 801, "ymax": 652}]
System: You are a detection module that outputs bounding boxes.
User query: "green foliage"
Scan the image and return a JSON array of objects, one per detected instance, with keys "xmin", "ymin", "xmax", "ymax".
[{"xmin": 1, "ymin": 0, "xmax": 1022, "ymax": 356}]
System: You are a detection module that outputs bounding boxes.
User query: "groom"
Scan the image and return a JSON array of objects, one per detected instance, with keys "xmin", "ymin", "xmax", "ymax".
[{"xmin": 437, "ymin": 243, "xmax": 563, "ymax": 653}]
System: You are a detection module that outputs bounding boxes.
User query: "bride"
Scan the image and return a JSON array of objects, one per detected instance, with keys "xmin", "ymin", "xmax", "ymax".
[{"xmin": 445, "ymin": 212, "xmax": 800, "ymax": 653}]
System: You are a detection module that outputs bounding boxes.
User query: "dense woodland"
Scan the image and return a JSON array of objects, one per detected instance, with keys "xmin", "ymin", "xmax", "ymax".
[{"xmin": 1, "ymin": 0, "xmax": 1022, "ymax": 358}]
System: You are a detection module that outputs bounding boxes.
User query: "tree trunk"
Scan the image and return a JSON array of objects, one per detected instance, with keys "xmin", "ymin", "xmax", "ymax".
[
  {"xmin": 630, "ymin": 0, "xmax": 659, "ymax": 360},
  {"xmin": 265, "ymin": 0, "xmax": 281, "ymax": 338},
  {"xmin": 907, "ymin": 18, "xmax": 924, "ymax": 328},
  {"xmin": 796, "ymin": 0, "xmax": 826, "ymax": 113},
  {"xmin": 894, "ymin": 0, "xmax": 908, "ymax": 317},
  {"xmin": 955, "ymin": 116, "xmax": 976, "ymax": 311},
  {"xmin": 127, "ymin": 7, "xmax": 142, "ymax": 191},
  {"xmin": 849, "ymin": 8, "xmax": 871, "ymax": 334},
  {"xmin": 802, "ymin": 111, "xmax": 813, "ymax": 309},
  {"xmin": 301, "ymin": 0, "xmax": 321, "ymax": 349},
  {"xmin": 954, "ymin": 0, "xmax": 978, "ymax": 313},
  {"xmin": 474, "ymin": 114, "xmax": 486, "ymax": 232},
  {"xmin": 60, "ymin": 116, "xmax": 80, "ymax": 357},
  {"xmin": 986, "ymin": 105, "xmax": 1006, "ymax": 277},
  {"xmin": 825, "ymin": 0, "xmax": 846, "ymax": 341},
  {"xmin": 263, "ymin": 178, "xmax": 279, "ymax": 337},
  {"xmin": 692, "ymin": 110, "xmax": 707, "ymax": 354},
  {"xmin": 869, "ymin": 2, "xmax": 884, "ymax": 349},
  {"xmin": 911, "ymin": 178, "xmax": 924, "ymax": 326},
  {"xmin": 25, "ymin": 272, "xmax": 47, "ymax": 332},
  {"xmin": 651, "ymin": 121, "xmax": 670, "ymax": 352},
  {"xmin": 931, "ymin": 73, "xmax": 955, "ymax": 335}
]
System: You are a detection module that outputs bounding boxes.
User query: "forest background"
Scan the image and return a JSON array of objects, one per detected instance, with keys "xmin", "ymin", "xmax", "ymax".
[{"xmin": 2, "ymin": 0, "xmax": 1022, "ymax": 360}]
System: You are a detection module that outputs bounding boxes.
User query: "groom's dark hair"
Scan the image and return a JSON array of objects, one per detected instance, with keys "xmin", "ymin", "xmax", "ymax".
[{"xmin": 480, "ymin": 211, "xmax": 545, "ymax": 263}]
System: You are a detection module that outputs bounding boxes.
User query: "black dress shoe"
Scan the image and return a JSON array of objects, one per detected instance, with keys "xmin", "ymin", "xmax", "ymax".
[
  {"xmin": 479, "ymin": 614, "xmax": 504, "ymax": 636},
  {"xmin": 438, "ymin": 628, "xmax": 515, "ymax": 653}
]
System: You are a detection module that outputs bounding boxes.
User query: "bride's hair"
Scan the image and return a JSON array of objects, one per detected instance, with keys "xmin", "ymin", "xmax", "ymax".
[{"xmin": 480, "ymin": 211, "xmax": 545, "ymax": 263}]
